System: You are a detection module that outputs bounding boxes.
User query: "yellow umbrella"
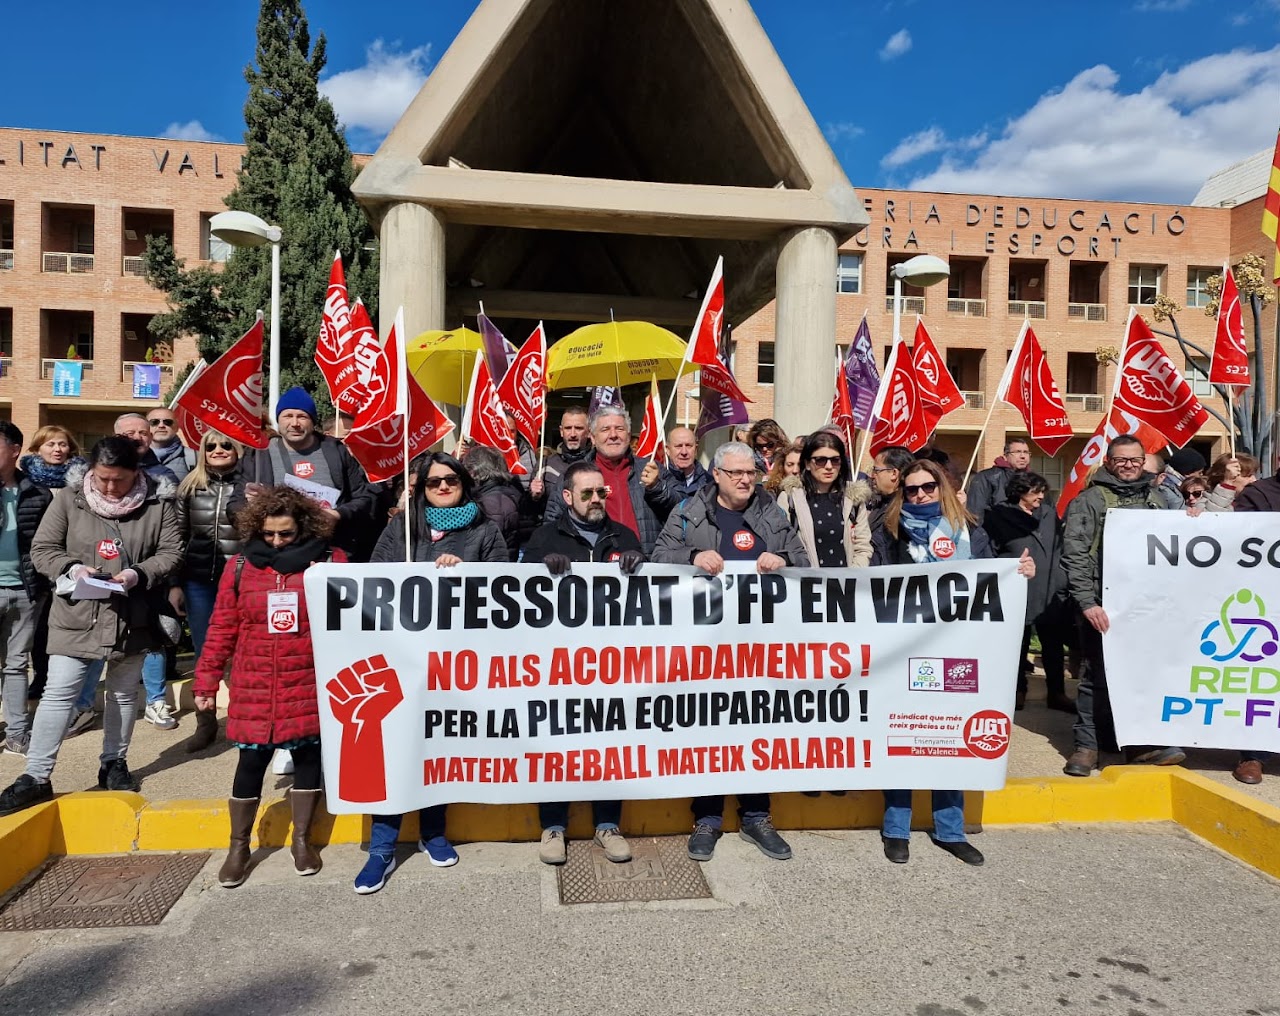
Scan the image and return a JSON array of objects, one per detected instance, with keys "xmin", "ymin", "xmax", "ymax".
[
  {"xmin": 545, "ymin": 321, "xmax": 687, "ymax": 390},
  {"xmin": 406, "ymin": 327, "xmax": 484, "ymax": 406}
]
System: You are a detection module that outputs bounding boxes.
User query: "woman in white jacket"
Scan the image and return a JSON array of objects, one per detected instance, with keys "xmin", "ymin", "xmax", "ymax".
[{"xmin": 775, "ymin": 431, "xmax": 872, "ymax": 569}]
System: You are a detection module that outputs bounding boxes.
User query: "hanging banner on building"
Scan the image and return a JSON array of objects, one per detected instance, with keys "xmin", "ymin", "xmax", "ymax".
[
  {"xmin": 1104, "ymin": 512, "xmax": 1280, "ymax": 751},
  {"xmin": 52, "ymin": 360, "xmax": 83, "ymax": 397},
  {"xmin": 305, "ymin": 560, "xmax": 1025, "ymax": 814},
  {"xmin": 132, "ymin": 363, "xmax": 161, "ymax": 400}
]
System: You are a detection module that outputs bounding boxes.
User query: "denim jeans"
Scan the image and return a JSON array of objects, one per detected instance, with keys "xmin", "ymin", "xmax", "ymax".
[
  {"xmin": 368, "ymin": 806, "xmax": 448, "ymax": 856},
  {"xmin": 27, "ymin": 653, "xmax": 146, "ymax": 782},
  {"xmin": 881, "ymin": 789, "xmax": 966, "ymax": 843},
  {"xmin": 75, "ymin": 659, "xmax": 104, "ymax": 712},
  {"xmin": 141, "ymin": 651, "xmax": 166, "ymax": 705},
  {"xmin": 184, "ymin": 579, "xmax": 218, "ymax": 659},
  {"xmin": 0, "ymin": 590, "xmax": 43, "ymax": 740},
  {"xmin": 690, "ymin": 794, "xmax": 770, "ymax": 831},
  {"xmin": 538, "ymin": 800, "xmax": 622, "ymax": 832}
]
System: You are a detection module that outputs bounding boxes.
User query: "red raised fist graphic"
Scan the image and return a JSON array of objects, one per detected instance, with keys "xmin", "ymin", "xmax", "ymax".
[{"xmin": 327, "ymin": 655, "xmax": 404, "ymax": 803}]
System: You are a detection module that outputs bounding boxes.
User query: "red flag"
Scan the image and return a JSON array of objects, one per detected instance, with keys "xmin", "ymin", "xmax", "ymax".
[
  {"xmin": 495, "ymin": 323, "xmax": 547, "ymax": 448},
  {"xmin": 332, "ymin": 300, "xmax": 380, "ymax": 416},
  {"xmin": 1262, "ymin": 127, "xmax": 1280, "ymax": 283},
  {"xmin": 314, "ymin": 251, "xmax": 357, "ymax": 407},
  {"xmin": 1208, "ymin": 264, "xmax": 1249, "ymax": 387},
  {"xmin": 686, "ymin": 256, "xmax": 725, "ymax": 368},
  {"xmin": 998, "ymin": 322, "xmax": 1073, "ymax": 456},
  {"xmin": 173, "ymin": 403, "xmax": 209, "ymax": 450},
  {"xmin": 1113, "ymin": 312, "xmax": 1209, "ymax": 448},
  {"xmin": 699, "ymin": 351, "xmax": 751, "ymax": 403},
  {"xmin": 912, "ymin": 319, "xmax": 965, "ymax": 432},
  {"xmin": 461, "ymin": 352, "xmax": 527, "ymax": 475},
  {"xmin": 830, "ymin": 355, "xmax": 856, "ymax": 455},
  {"xmin": 1055, "ymin": 406, "xmax": 1166, "ymax": 517},
  {"xmin": 635, "ymin": 376, "xmax": 666, "ymax": 464},
  {"xmin": 870, "ymin": 339, "xmax": 929, "ymax": 455},
  {"xmin": 175, "ymin": 320, "xmax": 269, "ymax": 449},
  {"xmin": 344, "ymin": 309, "xmax": 454, "ymax": 483}
]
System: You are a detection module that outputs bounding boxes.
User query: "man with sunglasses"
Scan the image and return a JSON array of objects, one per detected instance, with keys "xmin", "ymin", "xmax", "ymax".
[
  {"xmin": 145, "ymin": 407, "xmax": 194, "ymax": 481},
  {"xmin": 520, "ymin": 459, "xmax": 645, "ymax": 866},
  {"xmin": 653, "ymin": 441, "xmax": 809, "ymax": 863},
  {"xmin": 1061, "ymin": 435, "xmax": 1179, "ymax": 777}
]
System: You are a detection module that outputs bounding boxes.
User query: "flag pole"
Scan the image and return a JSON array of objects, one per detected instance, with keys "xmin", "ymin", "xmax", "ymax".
[
  {"xmin": 962, "ymin": 320, "xmax": 1025, "ymax": 490},
  {"xmin": 661, "ymin": 256, "xmax": 723, "ymax": 434},
  {"xmin": 856, "ymin": 340, "xmax": 899, "ymax": 472},
  {"xmin": 1228, "ymin": 388, "xmax": 1236, "ymax": 457}
]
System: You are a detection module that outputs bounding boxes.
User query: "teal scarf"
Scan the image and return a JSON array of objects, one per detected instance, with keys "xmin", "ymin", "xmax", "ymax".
[{"xmin": 425, "ymin": 501, "xmax": 479, "ymax": 532}]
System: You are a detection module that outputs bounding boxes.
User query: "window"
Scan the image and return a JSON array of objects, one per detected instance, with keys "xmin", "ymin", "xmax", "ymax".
[
  {"xmin": 757, "ymin": 342, "xmax": 775, "ymax": 385},
  {"xmin": 73, "ymin": 326, "xmax": 93, "ymax": 360},
  {"xmin": 836, "ymin": 253, "xmax": 862, "ymax": 294},
  {"xmin": 1185, "ymin": 357, "xmax": 1212, "ymax": 397},
  {"xmin": 72, "ymin": 223, "xmax": 94, "ymax": 255},
  {"xmin": 1030, "ymin": 452, "xmax": 1065, "ymax": 501},
  {"xmin": 1066, "ymin": 352, "xmax": 1099, "ymax": 395},
  {"xmin": 1186, "ymin": 267, "xmax": 1216, "ymax": 309},
  {"xmin": 1128, "ymin": 265, "xmax": 1162, "ymax": 305},
  {"xmin": 201, "ymin": 213, "xmax": 233, "ymax": 262},
  {"xmin": 0, "ymin": 309, "xmax": 11, "ymax": 357},
  {"xmin": 0, "ymin": 215, "xmax": 12, "ymax": 249}
]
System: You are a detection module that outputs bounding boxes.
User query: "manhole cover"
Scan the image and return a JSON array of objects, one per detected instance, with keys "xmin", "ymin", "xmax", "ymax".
[
  {"xmin": 0, "ymin": 853, "xmax": 209, "ymax": 931},
  {"xmin": 557, "ymin": 836, "xmax": 712, "ymax": 905}
]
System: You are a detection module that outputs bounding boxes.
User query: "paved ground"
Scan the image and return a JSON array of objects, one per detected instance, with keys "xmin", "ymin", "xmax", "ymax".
[{"xmin": 0, "ymin": 826, "xmax": 1275, "ymax": 1016}]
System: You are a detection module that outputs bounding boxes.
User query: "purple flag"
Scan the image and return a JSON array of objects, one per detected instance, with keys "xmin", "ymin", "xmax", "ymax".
[
  {"xmin": 589, "ymin": 386, "xmax": 623, "ymax": 413},
  {"xmin": 843, "ymin": 316, "xmax": 880, "ymax": 430},
  {"xmin": 478, "ymin": 310, "xmax": 511, "ymax": 385},
  {"xmin": 695, "ymin": 324, "xmax": 749, "ymax": 439}
]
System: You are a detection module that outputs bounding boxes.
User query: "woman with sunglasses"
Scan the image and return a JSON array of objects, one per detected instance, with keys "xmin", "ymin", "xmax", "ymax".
[
  {"xmin": 193, "ymin": 486, "xmax": 342, "ymax": 887},
  {"xmin": 871, "ymin": 459, "xmax": 1034, "ymax": 867},
  {"xmin": 746, "ymin": 419, "xmax": 789, "ymax": 472},
  {"xmin": 356, "ymin": 452, "xmax": 508, "ymax": 894},
  {"xmin": 776, "ymin": 432, "xmax": 872, "ymax": 569}
]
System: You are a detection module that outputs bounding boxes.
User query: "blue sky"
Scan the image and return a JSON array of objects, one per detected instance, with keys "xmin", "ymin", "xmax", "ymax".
[{"xmin": 5, "ymin": 0, "xmax": 1279, "ymax": 202}]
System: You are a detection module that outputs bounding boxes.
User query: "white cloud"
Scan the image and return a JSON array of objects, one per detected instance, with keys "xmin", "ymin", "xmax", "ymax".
[
  {"xmin": 881, "ymin": 127, "xmax": 946, "ymax": 168},
  {"xmin": 161, "ymin": 120, "xmax": 225, "ymax": 143},
  {"xmin": 905, "ymin": 45, "xmax": 1280, "ymax": 202},
  {"xmin": 1135, "ymin": 0, "xmax": 1191, "ymax": 11},
  {"xmin": 824, "ymin": 121, "xmax": 864, "ymax": 143},
  {"xmin": 879, "ymin": 29, "xmax": 912, "ymax": 61},
  {"xmin": 320, "ymin": 40, "xmax": 432, "ymax": 137}
]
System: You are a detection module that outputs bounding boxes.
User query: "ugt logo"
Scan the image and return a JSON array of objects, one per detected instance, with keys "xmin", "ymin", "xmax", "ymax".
[
  {"xmin": 327, "ymin": 655, "xmax": 403, "ymax": 803},
  {"xmin": 1199, "ymin": 588, "xmax": 1280, "ymax": 663}
]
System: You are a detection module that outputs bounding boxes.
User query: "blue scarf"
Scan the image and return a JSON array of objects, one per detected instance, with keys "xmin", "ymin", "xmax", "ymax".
[
  {"xmin": 425, "ymin": 501, "xmax": 479, "ymax": 532},
  {"xmin": 899, "ymin": 501, "xmax": 972, "ymax": 563},
  {"xmin": 20, "ymin": 454, "xmax": 83, "ymax": 489}
]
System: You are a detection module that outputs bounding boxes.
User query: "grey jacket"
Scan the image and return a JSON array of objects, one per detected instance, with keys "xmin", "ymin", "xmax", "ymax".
[
  {"xmin": 1061, "ymin": 469, "xmax": 1164, "ymax": 611},
  {"xmin": 775, "ymin": 477, "xmax": 872, "ymax": 568},
  {"xmin": 653, "ymin": 485, "xmax": 810, "ymax": 566}
]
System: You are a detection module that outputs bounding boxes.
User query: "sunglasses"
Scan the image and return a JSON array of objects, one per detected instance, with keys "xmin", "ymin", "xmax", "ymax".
[
  {"xmin": 424, "ymin": 475, "xmax": 461, "ymax": 490},
  {"xmin": 1185, "ymin": 490, "xmax": 1206, "ymax": 501},
  {"xmin": 260, "ymin": 528, "xmax": 297, "ymax": 541},
  {"xmin": 809, "ymin": 454, "xmax": 841, "ymax": 467},
  {"xmin": 205, "ymin": 440, "xmax": 235, "ymax": 452},
  {"xmin": 754, "ymin": 442, "xmax": 776, "ymax": 452},
  {"xmin": 904, "ymin": 481, "xmax": 940, "ymax": 497},
  {"xmin": 148, "ymin": 418, "xmax": 175, "ymax": 427},
  {"xmin": 576, "ymin": 487, "xmax": 611, "ymax": 502}
]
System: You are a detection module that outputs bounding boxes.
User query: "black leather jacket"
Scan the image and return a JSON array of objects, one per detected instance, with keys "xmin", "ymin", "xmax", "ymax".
[{"xmin": 175, "ymin": 473, "xmax": 241, "ymax": 584}]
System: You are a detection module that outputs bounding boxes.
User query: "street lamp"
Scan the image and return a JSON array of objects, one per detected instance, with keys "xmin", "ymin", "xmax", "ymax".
[
  {"xmin": 209, "ymin": 211, "xmax": 283, "ymax": 419},
  {"xmin": 889, "ymin": 254, "xmax": 950, "ymax": 343}
]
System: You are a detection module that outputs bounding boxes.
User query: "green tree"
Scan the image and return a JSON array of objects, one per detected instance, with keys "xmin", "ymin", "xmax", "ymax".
[{"xmin": 145, "ymin": 0, "xmax": 377, "ymax": 415}]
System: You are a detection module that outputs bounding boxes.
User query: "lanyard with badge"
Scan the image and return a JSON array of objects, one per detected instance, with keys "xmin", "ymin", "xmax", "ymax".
[{"xmin": 266, "ymin": 572, "xmax": 300, "ymax": 634}]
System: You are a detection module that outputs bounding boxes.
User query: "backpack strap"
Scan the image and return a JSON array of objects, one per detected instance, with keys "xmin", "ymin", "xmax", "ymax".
[{"xmin": 233, "ymin": 555, "xmax": 246, "ymax": 597}]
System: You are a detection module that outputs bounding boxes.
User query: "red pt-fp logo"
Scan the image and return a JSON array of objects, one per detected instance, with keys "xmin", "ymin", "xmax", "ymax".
[{"xmin": 964, "ymin": 710, "xmax": 1010, "ymax": 759}]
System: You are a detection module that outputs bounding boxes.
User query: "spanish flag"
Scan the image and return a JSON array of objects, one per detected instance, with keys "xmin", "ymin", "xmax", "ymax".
[{"xmin": 1263, "ymin": 127, "xmax": 1280, "ymax": 284}]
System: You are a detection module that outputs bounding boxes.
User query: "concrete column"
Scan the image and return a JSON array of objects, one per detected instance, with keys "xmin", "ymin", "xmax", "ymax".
[
  {"xmin": 773, "ymin": 227, "xmax": 837, "ymax": 438},
  {"xmin": 378, "ymin": 202, "xmax": 445, "ymax": 340}
]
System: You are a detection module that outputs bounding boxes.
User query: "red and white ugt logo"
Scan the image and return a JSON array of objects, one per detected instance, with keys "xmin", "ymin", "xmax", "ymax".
[
  {"xmin": 293, "ymin": 461, "xmax": 315, "ymax": 480},
  {"xmin": 963, "ymin": 710, "xmax": 1010, "ymax": 759},
  {"xmin": 732, "ymin": 530, "xmax": 756, "ymax": 552},
  {"xmin": 97, "ymin": 539, "xmax": 120, "ymax": 561},
  {"xmin": 270, "ymin": 608, "xmax": 297, "ymax": 632},
  {"xmin": 931, "ymin": 536, "xmax": 955, "ymax": 559}
]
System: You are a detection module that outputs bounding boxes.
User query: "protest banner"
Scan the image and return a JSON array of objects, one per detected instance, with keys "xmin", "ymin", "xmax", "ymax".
[
  {"xmin": 1104, "ymin": 512, "xmax": 1280, "ymax": 752},
  {"xmin": 304, "ymin": 560, "xmax": 1025, "ymax": 814}
]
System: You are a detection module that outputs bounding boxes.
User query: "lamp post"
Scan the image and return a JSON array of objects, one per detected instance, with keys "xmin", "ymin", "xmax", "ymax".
[
  {"xmin": 889, "ymin": 254, "xmax": 950, "ymax": 344},
  {"xmin": 209, "ymin": 211, "xmax": 283, "ymax": 419}
]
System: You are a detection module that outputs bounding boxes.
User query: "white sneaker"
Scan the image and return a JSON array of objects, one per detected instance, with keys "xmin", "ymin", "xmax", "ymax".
[
  {"xmin": 144, "ymin": 700, "xmax": 178, "ymax": 730},
  {"xmin": 272, "ymin": 749, "xmax": 295, "ymax": 775}
]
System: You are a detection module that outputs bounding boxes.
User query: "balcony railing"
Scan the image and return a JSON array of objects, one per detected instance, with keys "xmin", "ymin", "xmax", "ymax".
[
  {"xmin": 946, "ymin": 298, "xmax": 986, "ymax": 317},
  {"xmin": 1067, "ymin": 302, "xmax": 1107, "ymax": 322},
  {"xmin": 122, "ymin": 256, "xmax": 147, "ymax": 277},
  {"xmin": 962, "ymin": 391, "xmax": 985, "ymax": 410},
  {"xmin": 43, "ymin": 252, "xmax": 94, "ymax": 274},
  {"xmin": 1064, "ymin": 393, "xmax": 1105, "ymax": 414},
  {"xmin": 1008, "ymin": 300, "xmax": 1046, "ymax": 319},
  {"xmin": 0, "ymin": 355, "xmax": 11, "ymax": 377},
  {"xmin": 884, "ymin": 295, "xmax": 926, "ymax": 315},
  {"xmin": 40, "ymin": 358, "xmax": 95, "ymax": 380},
  {"xmin": 121, "ymin": 361, "xmax": 175, "ymax": 382},
  {"xmin": 0, "ymin": 250, "xmax": 12, "ymax": 270}
]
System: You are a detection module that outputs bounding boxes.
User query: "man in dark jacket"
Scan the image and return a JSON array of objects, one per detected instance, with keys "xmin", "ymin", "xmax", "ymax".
[
  {"xmin": 231, "ymin": 387, "xmax": 377, "ymax": 560},
  {"xmin": 530, "ymin": 407, "xmax": 593, "ymax": 502},
  {"xmin": 663, "ymin": 426, "xmax": 713, "ymax": 500},
  {"xmin": 1060, "ymin": 434, "xmax": 1179, "ymax": 777},
  {"xmin": 544, "ymin": 406, "xmax": 676, "ymax": 555},
  {"xmin": 521, "ymin": 459, "xmax": 644, "ymax": 867},
  {"xmin": 653, "ymin": 442, "xmax": 809, "ymax": 864},
  {"xmin": 0, "ymin": 421, "xmax": 54, "ymax": 755},
  {"xmin": 866, "ymin": 445, "xmax": 915, "ymax": 533},
  {"xmin": 966, "ymin": 436, "xmax": 1031, "ymax": 525}
]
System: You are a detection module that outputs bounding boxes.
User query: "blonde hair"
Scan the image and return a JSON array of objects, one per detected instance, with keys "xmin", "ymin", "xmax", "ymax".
[
  {"xmin": 27, "ymin": 425, "xmax": 80, "ymax": 458},
  {"xmin": 884, "ymin": 459, "xmax": 975, "ymax": 538},
  {"xmin": 177, "ymin": 430, "xmax": 243, "ymax": 497}
]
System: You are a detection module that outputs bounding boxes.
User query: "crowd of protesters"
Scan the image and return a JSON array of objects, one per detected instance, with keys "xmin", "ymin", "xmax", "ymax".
[{"xmin": 0, "ymin": 385, "xmax": 1262, "ymax": 893}]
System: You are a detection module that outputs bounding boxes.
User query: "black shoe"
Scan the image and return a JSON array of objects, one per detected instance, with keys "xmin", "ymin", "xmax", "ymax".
[
  {"xmin": 883, "ymin": 837, "xmax": 909, "ymax": 864},
  {"xmin": 0, "ymin": 774, "xmax": 53, "ymax": 816},
  {"xmin": 801, "ymin": 791, "xmax": 821, "ymax": 798},
  {"xmin": 934, "ymin": 839, "xmax": 984, "ymax": 866},
  {"xmin": 687, "ymin": 823, "xmax": 721, "ymax": 861},
  {"xmin": 739, "ymin": 817, "xmax": 792, "ymax": 860},
  {"xmin": 98, "ymin": 758, "xmax": 140, "ymax": 792}
]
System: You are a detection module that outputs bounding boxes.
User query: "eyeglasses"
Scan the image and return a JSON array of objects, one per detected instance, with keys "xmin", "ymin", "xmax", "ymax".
[
  {"xmin": 1110, "ymin": 456, "xmax": 1145, "ymax": 467},
  {"xmin": 809, "ymin": 454, "xmax": 841, "ymax": 467},
  {"xmin": 205, "ymin": 440, "xmax": 235, "ymax": 452},
  {"xmin": 576, "ymin": 487, "xmax": 611, "ymax": 501},
  {"xmin": 719, "ymin": 468, "xmax": 759, "ymax": 481},
  {"xmin": 260, "ymin": 528, "xmax": 297, "ymax": 542},
  {"xmin": 871, "ymin": 465, "xmax": 896, "ymax": 474},
  {"xmin": 424, "ymin": 475, "xmax": 461, "ymax": 490},
  {"xmin": 904, "ymin": 481, "xmax": 940, "ymax": 497},
  {"xmin": 148, "ymin": 418, "xmax": 175, "ymax": 427}
]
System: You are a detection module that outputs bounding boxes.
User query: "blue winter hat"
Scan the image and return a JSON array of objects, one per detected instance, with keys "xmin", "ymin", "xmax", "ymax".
[{"xmin": 276, "ymin": 387, "xmax": 318, "ymax": 423}]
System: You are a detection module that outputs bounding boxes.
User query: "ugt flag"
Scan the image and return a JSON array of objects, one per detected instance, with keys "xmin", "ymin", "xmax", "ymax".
[
  {"xmin": 314, "ymin": 251, "xmax": 357, "ymax": 409},
  {"xmin": 1055, "ymin": 406, "xmax": 1166, "ymax": 516},
  {"xmin": 634, "ymin": 376, "xmax": 666, "ymax": 465},
  {"xmin": 462, "ymin": 351, "xmax": 527, "ymax": 475},
  {"xmin": 175, "ymin": 319, "xmax": 269, "ymax": 449},
  {"xmin": 495, "ymin": 323, "xmax": 547, "ymax": 449},
  {"xmin": 1208, "ymin": 264, "xmax": 1249, "ymax": 387},
  {"xmin": 912, "ymin": 318, "xmax": 965, "ymax": 433},
  {"xmin": 1113, "ymin": 312, "xmax": 1209, "ymax": 449},
  {"xmin": 998, "ymin": 322, "xmax": 1073, "ymax": 456},
  {"xmin": 870, "ymin": 338, "xmax": 929, "ymax": 455}
]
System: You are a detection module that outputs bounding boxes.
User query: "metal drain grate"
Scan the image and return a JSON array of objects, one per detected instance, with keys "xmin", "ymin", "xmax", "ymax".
[
  {"xmin": 557, "ymin": 836, "xmax": 712, "ymax": 905},
  {"xmin": 0, "ymin": 853, "xmax": 209, "ymax": 931}
]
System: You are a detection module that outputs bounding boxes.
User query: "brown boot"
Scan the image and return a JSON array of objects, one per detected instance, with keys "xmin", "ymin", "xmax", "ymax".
[
  {"xmin": 218, "ymin": 797, "xmax": 259, "ymax": 888},
  {"xmin": 289, "ymin": 789, "xmax": 323, "ymax": 875},
  {"xmin": 1063, "ymin": 749, "xmax": 1098, "ymax": 777}
]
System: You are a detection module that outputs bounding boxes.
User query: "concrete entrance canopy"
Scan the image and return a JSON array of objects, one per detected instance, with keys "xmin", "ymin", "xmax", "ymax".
[{"xmin": 352, "ymin": 0, "xmax": 869, "ymax": 434}]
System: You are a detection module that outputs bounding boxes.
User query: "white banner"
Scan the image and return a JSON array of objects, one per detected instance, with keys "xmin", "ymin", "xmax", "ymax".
[
  {"xmin": 1105, "ymin": 512, "xmax": 1280, "ymax": 751},
  {"xmin": 304, "ymin": 561, "xmax": 1026, "ymax": 814}
]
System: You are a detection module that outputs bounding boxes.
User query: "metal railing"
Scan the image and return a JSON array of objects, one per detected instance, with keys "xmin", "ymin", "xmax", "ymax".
[
  {"xmin": 946, "ymin": 298, "xmax": 986, "ymax": 317},
  {"xmin": 1067, "ymin": 302, "xmax": 1107, "ymax": 322},
  {"xmin": 42, "ymin": 252, "xmax": 94, "ymax": 274},
  {"xmin": 962, "ymin": 391, "xmax": 985, "ymax": 410},
  {"xmin": 0, "ymin": 250, "xmax": 12, "ymax": 270},
  {"xmin": 1064, "ymin": 393, "xmax": 1105, "ymax": 413},
  {"xmin": 122, "ymin": 256, "xmax": 147, "ymax": 277},
  {"xmin": 121, "ymin": 361, "xmax": 174, "ymax": 382},
  {"xmin": 884, "ymin": 295, "xmax": 926, "ymax": 315},
  {"xmin": 40, "ymin": 358, "xmax": 94, "ymax": 380},
  {"xmin": 1008, "ymin": 300, "xmax": 1046, "ymax": 319}
]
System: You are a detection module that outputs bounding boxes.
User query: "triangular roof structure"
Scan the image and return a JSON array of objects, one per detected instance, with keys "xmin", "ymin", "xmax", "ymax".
[{"xmin": 354, "ymin": 0, "xmax": 868, "ymax": 331}]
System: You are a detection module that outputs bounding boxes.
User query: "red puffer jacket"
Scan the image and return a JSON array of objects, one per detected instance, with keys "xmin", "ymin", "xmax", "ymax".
[{"xmin": 193, "ymin": 549, "xmax": 346, "ymax": 745}]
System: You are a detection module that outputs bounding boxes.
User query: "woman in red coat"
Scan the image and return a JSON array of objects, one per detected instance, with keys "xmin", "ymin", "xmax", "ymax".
[{"xmin": 193, "ymin": 486, "xmax": 344, "ymax": 888}]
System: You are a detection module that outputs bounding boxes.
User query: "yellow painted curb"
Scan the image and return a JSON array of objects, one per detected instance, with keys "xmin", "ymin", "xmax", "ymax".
[{"xmin": 1169, "ymin": 769, "xmax": 1280, "ymax": 880}]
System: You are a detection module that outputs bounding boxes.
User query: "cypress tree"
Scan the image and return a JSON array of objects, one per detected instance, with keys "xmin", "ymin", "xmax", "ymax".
[{"xmin": 145, "ymin": 0, "xmax": 377, "ymax": 412}]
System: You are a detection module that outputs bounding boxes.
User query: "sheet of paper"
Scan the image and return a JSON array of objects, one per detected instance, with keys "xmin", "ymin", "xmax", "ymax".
[
  {"xmin": 280, "ymin": 473, "xmax": 341, "ymax": 510},
  {"xmin": 74, "ymin": 575, "xmax": 123, "ymax": 599}
]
